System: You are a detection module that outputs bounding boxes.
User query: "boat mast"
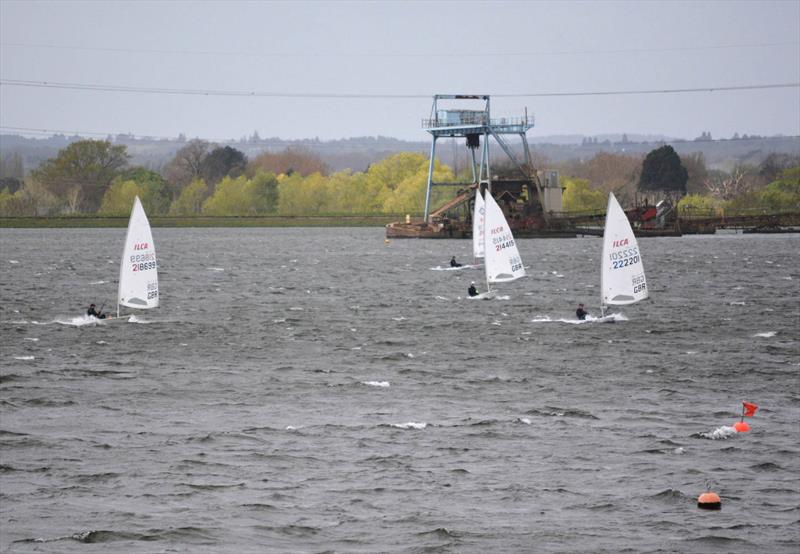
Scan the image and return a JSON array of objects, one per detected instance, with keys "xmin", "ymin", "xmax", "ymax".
[{"xmin": 482, "ymin": 184, "xmax": 491, "ymax": 294}]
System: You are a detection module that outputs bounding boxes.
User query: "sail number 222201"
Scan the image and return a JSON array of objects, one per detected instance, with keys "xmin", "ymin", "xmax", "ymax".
[{"xmin": 609, "ymin": 246, "xmax": 640, "ymax": 269}]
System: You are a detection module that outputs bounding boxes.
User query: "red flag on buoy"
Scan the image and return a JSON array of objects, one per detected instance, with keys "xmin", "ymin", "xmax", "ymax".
[{"xmin": 743, "ymin": 402, "xmax": 758, "ymax": 417}]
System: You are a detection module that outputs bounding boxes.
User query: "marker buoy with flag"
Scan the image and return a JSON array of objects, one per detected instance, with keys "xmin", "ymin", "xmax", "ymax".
[{"xmin": 733, "ymin": 401, "xmax": 758, "ymax": 432}]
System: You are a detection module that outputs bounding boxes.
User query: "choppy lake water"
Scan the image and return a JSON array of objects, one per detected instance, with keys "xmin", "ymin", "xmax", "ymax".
[{"xmin": 1, "ymin": 227, "xmax": 798, "ymax": 553}]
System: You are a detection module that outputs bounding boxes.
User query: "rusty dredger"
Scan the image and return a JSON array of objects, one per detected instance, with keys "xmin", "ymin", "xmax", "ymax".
[
  {"xmin": 385, "ymin": 95, "xmax": 800, "ymax": 238},
  {"xmin": 385, "ymin": 94, "xmax": 572, "ymax": 239}
]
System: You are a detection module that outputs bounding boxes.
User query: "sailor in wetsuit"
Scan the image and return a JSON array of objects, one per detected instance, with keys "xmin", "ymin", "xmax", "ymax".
[
  {"xmin": 468, "ymin": 282, "xmax": 479, "ymax": 297},
  {"xmin": 576, "ymin": 303, "xmax": 588, "ymax": 320},
  {"xmin": 450, "ymin": 256, "xmax": 462, "ymax": 268},
  {"xmin": 87, "ymin": 303, "xmax": 107, "ymax": 319}
]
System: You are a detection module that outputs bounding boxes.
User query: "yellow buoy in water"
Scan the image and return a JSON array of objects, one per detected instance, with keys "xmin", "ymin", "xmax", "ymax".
[{"xmin": 697, "ymin": 491, "xmax": 721, "ymax": 510}]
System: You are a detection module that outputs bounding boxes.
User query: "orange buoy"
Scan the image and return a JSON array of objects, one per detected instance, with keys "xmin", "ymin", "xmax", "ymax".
[
  {"xmin": 698, "ymin": 491, "xmax": 721, "ymax": 510},
  {"xmin": 733, "ymin": 421, "xmax": 750, "ymax": 432}
]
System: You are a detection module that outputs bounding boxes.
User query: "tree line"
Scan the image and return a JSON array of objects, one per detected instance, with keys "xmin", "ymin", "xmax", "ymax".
[
  {"xmin": 555, "ymin": 145, "xmax": 799, "ymax": 214},
  {"xmin": 0, "ymin": 140, "xmax": 797, "ymax": 218},
  {"xmin": 0, "ymin": 139, "xmax": 454, "ymax": 217}
]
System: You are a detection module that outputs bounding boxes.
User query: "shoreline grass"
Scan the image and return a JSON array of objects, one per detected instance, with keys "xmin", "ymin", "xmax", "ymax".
[{"xmin": 0, "ymin": 215, "xmax": 407, "ymax": 228}]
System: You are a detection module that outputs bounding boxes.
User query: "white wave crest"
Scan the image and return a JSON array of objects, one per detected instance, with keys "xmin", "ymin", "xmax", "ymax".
[
  {"xmin": 362, "ymin": 381, "xmax": 390, "ymax": 387},
  {"xmin": 430, "ymin": 264, "xmax": 478, "ymax": 271},
  {"xmin": 391, "ymin": 422, "xmax": 427, "ymax": 430},
  {"xmin": 701, "ymin": 425, "xmax": 738, "ymax": 440},
  {"xmin": 754, "ymin": 331, "xmax": 777, "ymax": 338},
  {"xmin": 55, "ymin": 315, "xmax": 104, "ymax": 327}
]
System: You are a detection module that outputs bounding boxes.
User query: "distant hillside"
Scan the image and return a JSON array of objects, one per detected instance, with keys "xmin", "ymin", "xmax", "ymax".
[{"xmin": 1, "ymin": 132, "xmax": 798, "ymax": 176}]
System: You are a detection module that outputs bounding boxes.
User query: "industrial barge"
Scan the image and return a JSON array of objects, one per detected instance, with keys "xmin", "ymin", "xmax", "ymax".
[{"xmin": 385, "ymin": 95, "xmax": 798, "ymax": 238}]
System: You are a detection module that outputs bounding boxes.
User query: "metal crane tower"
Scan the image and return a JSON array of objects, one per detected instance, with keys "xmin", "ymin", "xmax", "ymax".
[{"xmin": 421, "ymin": 94, "xmax": 541, "ymax": 222}]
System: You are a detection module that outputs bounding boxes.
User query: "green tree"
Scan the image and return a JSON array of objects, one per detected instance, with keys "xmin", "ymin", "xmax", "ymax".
[
  {"xmin": 0, "ymin": 181, "xmax": 44, "ymax": 217},
  {"xmin": 116, "ymin": 167, "xmax": 171, "ymax": 214},
  {"xmin": 677, "ymin": 193, "xmax": 719, "ymax": 214},
  {"xmin": 759, "ymin": 166, "xmax": 800, "ymax": 211},
  {"xmin": 0, "ymin": 152, "xmax": 25, "ymax": 179},
  {"xmin": 638, "ymin": 145, "xmax": 688, "ymax": 197},
  {"xmin": 382, "ymin": 158, "xmax": 453, "ymax": 214},
  {"xmin": 277, "ymin": 172, "xmax": 330, "ymax": 215},
  {"xmin": 0, "ymin": 177, "xmax": 23, "ymax": 194},
  {"xmin": 201, "ymin": 146, "xmax": 247, "ymax": 186},
  {"xmin": 561, "ymin": 177, "xmax": 606, "ymax": 212},
  {"xmin": 169, "ymin": 179, "xmax": 208, "ymax": 215},
  {"xmin": 202, "ymin": 171, "xmax": 279, "ymax": 215},
  {"xmin": 274, "ymin": 152, "xmax": 443, "ymax": 215},
  {"xmin": 31, "ymin": 140, "xmax": 129, "ymax": 212},
  {"xmin": 250, "ymin": 170, "xmax": 279, "ymax": 213},
  {"xmin": 324, "ymin": 170, "xmax": 365, "ymax": 213},
  {"xmin": 0, "ymin": 187, "xmax": 17, "ymax": 216},
  {"xmin": 681, "ymin": 152, "xmax": 709, "ymax": 194},
  {"xmin": 98, "ymin": 180, "xmax": 145, "ymax": 215}
]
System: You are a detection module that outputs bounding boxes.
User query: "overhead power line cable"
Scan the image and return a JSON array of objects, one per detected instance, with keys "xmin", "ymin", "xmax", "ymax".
[
  {"xmin": 2, "ymin": 40, "xmax": 798, "ymax": 58},
  {"xmin": 1, "ymin": 79, "xmax": 798, "ymax": 98}
]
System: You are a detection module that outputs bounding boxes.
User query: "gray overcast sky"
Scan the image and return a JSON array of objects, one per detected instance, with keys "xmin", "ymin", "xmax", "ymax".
[{"xmin": 1, "ymin": 0, "xmax": 798, "ymax": 142}]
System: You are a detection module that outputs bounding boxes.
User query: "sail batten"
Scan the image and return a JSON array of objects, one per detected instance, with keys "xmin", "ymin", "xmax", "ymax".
[
  {"xmin": 117, "ymin": 196, "xmax": 159, "ymax": 316},
  {"xmin": 600, "ymin": 193, "xmax": 647, "ymax": 310}
]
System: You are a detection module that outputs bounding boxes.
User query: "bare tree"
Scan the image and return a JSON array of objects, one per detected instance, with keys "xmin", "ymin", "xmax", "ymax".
[
  {"xmin": 704, "ymin": 167, "xmax": 752, "ymax": 201},
  {"xmin": 163, "ymin": 140, "xmax": 211, "ymax": 198},
  {"xmin": 249, "ymin": 146, "xmax": 329, "ymax": 178}
]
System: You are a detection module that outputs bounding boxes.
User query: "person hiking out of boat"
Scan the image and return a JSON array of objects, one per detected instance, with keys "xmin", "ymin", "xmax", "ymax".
[
  {"xmin": 87, "ymin": 303, "xmax": 107, "ymax": 319},
  {"xmin": 576, "ymin": 303, "xmax": 588, "ymax": 320},
  {"xmin": 450, "ymin": 256, "xmax": 462, "ymax": 268},
  {"xmin": 468, "ymin": 282, "xmax": 478, "ymax": 297}
]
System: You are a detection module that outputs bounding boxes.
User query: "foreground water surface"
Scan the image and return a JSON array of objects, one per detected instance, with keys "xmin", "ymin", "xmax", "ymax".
[{"xmin": 1, "ymin": 227, "xmax": 798, "ymax": 553}]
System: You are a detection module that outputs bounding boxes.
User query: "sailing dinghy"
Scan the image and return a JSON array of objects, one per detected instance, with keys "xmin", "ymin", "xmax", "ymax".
[
  {"xmin": 117, "ymin": 196, "xmax": 159, "ymax": 318},
  {"xmin": 470, "ymin": 190, "xmax": 525, "ymax": 299},
  {"xmin": 591, "ymin": 192, "xmax": 648, "ymax": 322}
]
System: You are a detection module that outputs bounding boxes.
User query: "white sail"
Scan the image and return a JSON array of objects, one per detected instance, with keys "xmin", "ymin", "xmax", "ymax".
[
  {"xmin": 483, "ymin": 192, "xmax": 525, "ymax": 285},
  {"xmin": 472, "ymin": 188, "xmax": 485, "ymax": 259},
  {"xmin": 600, "ymin": 193, "xmax": 647, "ymax": 309},
  {"xmin": 117, "ymin": 196, "xmax": 159, "ymax": 316}
]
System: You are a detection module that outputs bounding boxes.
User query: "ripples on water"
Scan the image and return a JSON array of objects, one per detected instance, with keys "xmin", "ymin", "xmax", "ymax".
[{"xmin": 1, "ymin": 228, "xmax": 798, "ymax": 553}]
